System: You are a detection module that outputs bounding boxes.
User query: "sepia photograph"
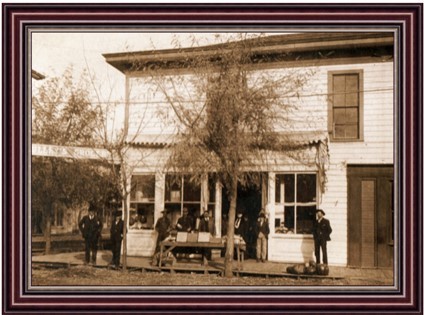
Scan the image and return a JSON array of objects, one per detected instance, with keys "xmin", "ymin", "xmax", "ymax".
[{"xmin": 3, "ymin": 3, "xmax": 423, "ymax": 314}]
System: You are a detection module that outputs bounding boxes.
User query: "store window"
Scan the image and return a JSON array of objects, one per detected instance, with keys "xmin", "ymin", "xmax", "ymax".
[
  {"xmin": 274, "ymin": 173, "xmax": 317, "ymax": 235},
  {"xmin": 163, "ymin": 174, "xmax": 216, "ymax": 227},
  {"xmin": 165, "ymin": 174, "xmax": 202, "ymax": 227},
  {"xmin": 129, "ymin": 174, "xmax": 155, "ymax": 229}
]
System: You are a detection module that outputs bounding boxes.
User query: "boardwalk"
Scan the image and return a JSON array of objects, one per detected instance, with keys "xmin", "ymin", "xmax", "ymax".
[{"xmin": 32, "ymin": 250, "xmax": 394, "ymax": 285}]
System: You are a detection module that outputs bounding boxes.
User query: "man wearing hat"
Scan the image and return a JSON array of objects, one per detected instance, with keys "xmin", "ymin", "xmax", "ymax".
[
  {"xmin": 254, "ymin": 209, "xmax": 270, "ymax": 263},
  {"xmin": 154, "ymin": 209, "xmax": 171, "ymax": 254},
  {"xmin": 312, "ymin": 209, "xmax": 332, "ymax": 265},
  {"xmin": 110, "ymin": 210, "xmax": 124, "ymax": 269},
  {"xmin": 78, "ymin": 206, "xmax": 102, "ymax": 266}
]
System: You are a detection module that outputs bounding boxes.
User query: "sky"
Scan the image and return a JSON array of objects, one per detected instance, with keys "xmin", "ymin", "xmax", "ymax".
[{"xmin": 31, "ymin": 31, "xmax": 249, "ymax": 101}]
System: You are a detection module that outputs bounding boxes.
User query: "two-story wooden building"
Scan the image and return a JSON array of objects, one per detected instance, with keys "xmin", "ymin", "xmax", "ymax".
[{"xmin": 103, "ymin": 32, "xmax": 394, "ymax": 268}]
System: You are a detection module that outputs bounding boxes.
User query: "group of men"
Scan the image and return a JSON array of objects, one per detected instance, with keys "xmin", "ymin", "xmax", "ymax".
[
  {"xmin": 78, "ymin": 208, "xmax": 123, "ymax": 269},
  {"xmin": 79, "ymin": 205, "xmax": 332, "ymax": 269},
  {"xmin": 154, "ymin": 207, "xmax": 216, "ymax": 254}
]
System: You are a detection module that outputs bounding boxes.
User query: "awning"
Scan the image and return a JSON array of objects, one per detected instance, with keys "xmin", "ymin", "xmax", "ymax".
[{"xmin": 126, "ymin": 131, "xmax": 328, "ymax": 149}]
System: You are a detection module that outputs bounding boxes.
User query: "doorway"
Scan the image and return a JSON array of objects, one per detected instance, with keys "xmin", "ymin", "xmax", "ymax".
[
  {"xmin": 222, "ymin": 175, "xmax": 263, "ymax": 259},
  {"xmin": 347, "ymin": 165, "xmax": 394, "ymax": 268}
]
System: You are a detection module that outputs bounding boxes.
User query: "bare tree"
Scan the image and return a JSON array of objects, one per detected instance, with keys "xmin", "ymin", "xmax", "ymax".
[
  {"xmin": 31, "ymin": 67, "xmax": 117, "ymax": 253},
  {"xmin": 139, "ymin": 33, "xmax": 326, "ymax": 277},
  {"xmin": 86, "ymin": 67, "xmax": 164, "ymax": 272}
]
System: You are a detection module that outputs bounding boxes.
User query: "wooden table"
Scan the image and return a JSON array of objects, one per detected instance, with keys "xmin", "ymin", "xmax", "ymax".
[{"xmin": 159, "ymin": 240, "xmax": 246, "ymax": 271}]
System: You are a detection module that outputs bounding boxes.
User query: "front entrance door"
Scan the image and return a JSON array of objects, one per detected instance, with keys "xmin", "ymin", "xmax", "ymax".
[
  {"xmin": 222, "ymin": 175, "xmax": 264, "ymax": 259},
  {"xmin": 347, "ymin": 165, "xmax": 394, "ymax": 268}
]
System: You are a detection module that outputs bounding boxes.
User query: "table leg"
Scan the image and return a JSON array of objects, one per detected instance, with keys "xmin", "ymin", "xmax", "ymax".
[
  {"xmin": 159, "ymin": 243, "xmax": 163, "ymax": 269},
  {"xmin": 237, "ymin": 245, "xmax": 241, "ymax": 271}
]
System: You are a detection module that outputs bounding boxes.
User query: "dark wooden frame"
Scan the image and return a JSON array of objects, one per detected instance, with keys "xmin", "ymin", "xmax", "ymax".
[{"xmin": 3, "ymin": 3, "xmax": 422, "ymax": 314}]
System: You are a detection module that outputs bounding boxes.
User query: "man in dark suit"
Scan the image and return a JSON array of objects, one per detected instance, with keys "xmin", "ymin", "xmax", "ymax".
[
  {"xmin": 79, "ymin": 207, "xmax": 102, "ymax": 265},
  {"xmin": 110, "ymin": 210, "xmax": 124, "ymax": 269},
  {"xmin": 154, "ymin": 209, "xmax": 171, "ymax": 254},
  {"xmin": 176, "ymin": 207, "xmax": 193, "ymax": 232},
  {"xmin": 313, "ymin": 209, "xmax": 332, "ymax": 265}
]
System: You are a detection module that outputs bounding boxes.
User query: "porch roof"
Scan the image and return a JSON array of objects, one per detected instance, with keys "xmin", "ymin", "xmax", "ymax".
[{"xmin": 126, "ymin": 131, "xmax": 327, "ymax": 148}]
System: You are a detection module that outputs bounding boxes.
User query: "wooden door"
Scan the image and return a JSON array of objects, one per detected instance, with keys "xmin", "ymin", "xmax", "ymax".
[{"xmin": 347, "ymin": 165, "xmax": 394, "ymax": 268}]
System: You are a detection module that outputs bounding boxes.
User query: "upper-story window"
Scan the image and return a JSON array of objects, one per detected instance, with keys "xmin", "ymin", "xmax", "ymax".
[{"xmin": 328, "ymin": 70, "xmax": 363, "ymax": 141}]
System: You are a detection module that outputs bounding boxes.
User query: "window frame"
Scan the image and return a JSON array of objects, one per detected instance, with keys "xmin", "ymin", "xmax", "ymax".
[
  {"xmin": 327, "ymin": 69, "xmax": 364, "ymax": 142},
  {"xmin": 274, "ymin": 172, "xmax": 319, "ymax": 235},
  {"xmin": 129, "ymin": 173, "xmax": 156, "ymax": 230}
]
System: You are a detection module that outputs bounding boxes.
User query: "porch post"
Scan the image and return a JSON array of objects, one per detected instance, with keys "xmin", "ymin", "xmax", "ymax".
[
  {"xmin": 154, "ymin": 172, "xmax": 165, "ymax": 225},
  {"xmin": 215, "ymin": 180, "xmax": 222, "ymax": 237},
  {"xmin": 267, "ymin": 172, "xmax": 276, "ymax": 235}
]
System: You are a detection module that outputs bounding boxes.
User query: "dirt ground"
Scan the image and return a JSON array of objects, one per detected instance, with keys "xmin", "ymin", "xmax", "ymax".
[{"xmin": 31, "ymin": 265, "xmax": 386, "ymax": 287}]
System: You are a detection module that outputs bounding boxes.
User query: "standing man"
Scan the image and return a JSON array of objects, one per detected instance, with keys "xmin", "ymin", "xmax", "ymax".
[
  {"xmin": 154, "ymin": 209, "xmax": 171, "ymax": 254},
  {"xmin": 78, "ymin": 207, "xmax": 102, "ymax": 266},
  {"xmin": 254, "ymin": 210, "xmax": 270, "ymax": 263},
  {"xmin": 110, "ymin": 210, "xmax": 124, "ymax": 269},
  {"xmin": 313, "ymin": 209, "xmax": 332, "ymax": 265}
]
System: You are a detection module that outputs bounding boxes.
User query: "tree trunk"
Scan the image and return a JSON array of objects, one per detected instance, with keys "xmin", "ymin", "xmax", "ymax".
[
  {"xmin": 44, "ymin": 207, "xmax": 52, "ymax": 254},
  {"xmin": 224, "ymin": 180, "xmax": 238, "ymax": 278},
  {"xmin": 122, "ymin": 194, "xmax": 128, "ymax": 272}
]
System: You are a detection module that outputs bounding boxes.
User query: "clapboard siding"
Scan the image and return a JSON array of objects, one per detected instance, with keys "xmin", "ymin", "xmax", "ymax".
[{"xmin": 124, "ymin": 53, "xmax": 393, "ymax": 266}]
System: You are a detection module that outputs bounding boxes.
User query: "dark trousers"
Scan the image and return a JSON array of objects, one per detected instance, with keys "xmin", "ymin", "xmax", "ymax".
[
  {"xmin": 155, "ymin": 233, "xmax": 167, "ymax": 254},
  {"xmin": 84, "ymin": 238, "xmax": 98, "ymax": 264},
  {"xmin": 111, "ymin": 239, "xmax": 122, "ymax": 267},
  {"xmin": 314, "ymin": 237, "xmax": 328, "ymax": 264}
]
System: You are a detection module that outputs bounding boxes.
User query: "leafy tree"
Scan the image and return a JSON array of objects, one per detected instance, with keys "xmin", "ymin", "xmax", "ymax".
[
  {"xmin": 142, "ymin": 34, "xmax": 322, "ymax": 277},
  {"xmin": 31, "ymin": 67, "xmax": 118, "ymax": 253}
]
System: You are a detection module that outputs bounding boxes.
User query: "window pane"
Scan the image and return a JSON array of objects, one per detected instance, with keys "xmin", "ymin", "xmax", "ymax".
[
  {"xmin": 333, "ymin": 108, "xmax": 346, "ymax": 124},
  {"xmin": 345, "ymin": 92, "xmax": 358, "ymax": 107},
  {"xmin": 130, "ymin": 203, "xmax": 154, "ymax": 229},
  {"xmin": 333, "ymin": 75, "xmax": 345, "ymax": 92},
  {"xmin": 333, "ymin": 93, "xmax": 345, "ymax": 107},
  {"xmin": 284, "ymin": 206, "xmax": 295, "ymax": 231},
  {"xmin": 345, "ymin": 74, "xmax": 359, "ymax": 92},
  {"xmin": 333, "ymin": 75, "xmax": 346, "ymax": 107},
  {"xmin": 131, "ymin": 175, "xmax": 155, "ymax": 201},
  {"xmin": 296, "ymin": 206, "xmax": 316, "ymax": 234},
  {"xmin": 296, "ymin": 174, "xmax": 316, "ymax": 203},
  {"xmin": 275, "ymin": 175, "xmax": 281, "ymax": 203},
  {"xmin": 345, "ymin": 124, "xmax": 359, "ymax": 138},
  {"xmin": 345, "ymin": 108, "xmax": 358, "ymax": 123},
  {"xmin": 283, "ymin": 174, "xmax": 294, "ymax": 203},
  {"xmin": 183, "ymin": 175, "xmax": 201, "ymax": 202},
  {"xmin": 334, "ymin": 125, "xmax": 346, "ymax": 138},
  {"xmin": 165, "ymin": 175, "xmax": 182, "ymax": 202}
]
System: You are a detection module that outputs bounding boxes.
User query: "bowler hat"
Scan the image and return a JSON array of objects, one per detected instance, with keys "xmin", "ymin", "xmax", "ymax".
[{"xmin": 316, "ymin": 209, "xmax": 325, "ymax": 215}]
